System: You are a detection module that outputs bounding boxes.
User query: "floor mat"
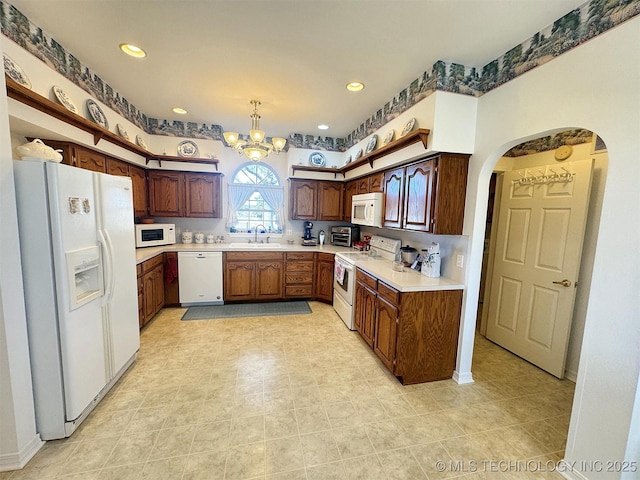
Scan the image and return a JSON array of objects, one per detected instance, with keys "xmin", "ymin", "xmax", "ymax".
[{"xmin": 181, "ymin": 301, "xmax": 312, "ymax": 320}]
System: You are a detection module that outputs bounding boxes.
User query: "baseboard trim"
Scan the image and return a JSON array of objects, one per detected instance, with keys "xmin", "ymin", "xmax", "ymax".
[
  {"xmin": 0, "ymin": 434, "xmax": 44, "ymax": 472},
  {"xmin": 564, "ymin": 369, "xmax": 578, "ymax": 383},
  {"xmin": 453, "ymin": 370, "xmax": 474, "ymax": 384},
  {"xmin": 558, "ymin": 459, "xmax": 590, "ymax": 480}
]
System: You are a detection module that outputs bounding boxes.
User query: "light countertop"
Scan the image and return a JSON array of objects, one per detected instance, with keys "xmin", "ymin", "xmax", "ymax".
[
  {"xmin": 349, "ymin": 257, "xmax": 464, "ymax": 292},
  {"xmin": 135, "ymin": 243, "xmax": 353, "ymax": 264},
  {"xmin": 137, "ymin": 243, "xmax": 464, "ymax": 293}
]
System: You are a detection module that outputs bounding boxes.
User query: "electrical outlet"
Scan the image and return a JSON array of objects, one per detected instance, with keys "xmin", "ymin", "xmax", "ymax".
[
  {"xmin": 456, "ymin": 254, "xmax": 464, "ymax": 268},
  {"xmin": 286, "ymin": 228, "xmax": 292, "ymax": 236}
]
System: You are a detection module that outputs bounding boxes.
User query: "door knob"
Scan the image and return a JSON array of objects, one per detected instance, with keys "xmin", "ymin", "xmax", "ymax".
[{"xmin": 553, "ymin": 279, "xmax": 572, "ymax": 287}]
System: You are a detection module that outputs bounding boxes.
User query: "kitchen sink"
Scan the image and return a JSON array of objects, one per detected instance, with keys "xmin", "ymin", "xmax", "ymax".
[{"xmin": 228, "ymin": 242, "xmax": 282, "ymax": 249}]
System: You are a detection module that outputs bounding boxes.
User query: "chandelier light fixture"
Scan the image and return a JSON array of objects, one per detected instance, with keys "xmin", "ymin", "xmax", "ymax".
[{"xmin": 223, "ymin": 100, "xmax": 287, "ymax": 162}]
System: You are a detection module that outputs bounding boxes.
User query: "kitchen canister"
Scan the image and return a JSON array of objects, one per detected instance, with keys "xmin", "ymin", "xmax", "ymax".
[
  {"xmin": 421, "ymin": 242, "xmax": 441, "ymax": 278},
  {"xmin": 195, "ymin": 232, "xmax": 205, "ymax": 244},
  {"xmin": 206, "ymin": 234, "xmax": 215, "ymax": 244},
  {"xmin": 182, "ymin": 230, "xmax": 193, "ymax": 244}
]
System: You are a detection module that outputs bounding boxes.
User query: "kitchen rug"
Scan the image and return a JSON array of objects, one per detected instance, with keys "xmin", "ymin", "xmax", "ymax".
[{"xmin": 181, "ymin": 301, "xmax": 311, "ymax": 320}]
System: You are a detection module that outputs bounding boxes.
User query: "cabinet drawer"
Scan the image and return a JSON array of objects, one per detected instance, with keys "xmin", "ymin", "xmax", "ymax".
[
  {"xmin": 286, "ymin": 252, "xmax": 315, "ymax": 261},
  {"xmin": 286, "ymin": 262, "xmax": 314, "ymax": 273},
  {"xmin": 316, "ymin": 252, "xmax": 334, "ymax": 263},
  {"xmin": 285, "ymin": 285, "xmax": 314, "ymax": 297},
  {"xmin": 136, "ymin": 264, "xmax": 142, "ymax": 277},
  {"xmin": 141, "ymin": 254, "xmax": 163, "ymax": 273},
  {"xmin": 356, "ymin": 268, "xmax": 377, "ymax": 290},
  {"xmin": 285, "ymin": 273, "xmax": 313, "ymax": 285},
  {"xmin": 225, "ymin": 251, "xmax": 284, "ymax": 261},
  {"xmin": 377, "ymin": 282, "xmax": 400, "ymax": 306}
]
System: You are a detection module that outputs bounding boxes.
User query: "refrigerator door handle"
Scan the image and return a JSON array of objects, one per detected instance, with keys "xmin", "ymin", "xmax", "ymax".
[{"xmin": 98, "ymin": 229, "xmax": 115, "ymax": 304}]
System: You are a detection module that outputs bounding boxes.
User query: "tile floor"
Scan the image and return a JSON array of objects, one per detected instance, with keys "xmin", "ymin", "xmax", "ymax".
[{"xmin": 4, "ymin": 302, "xmax": 575, "ymax": 479}]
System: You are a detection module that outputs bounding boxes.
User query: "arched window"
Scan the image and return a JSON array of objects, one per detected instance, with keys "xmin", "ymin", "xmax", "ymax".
[{"xmin": 226, "ymin": 162, "xmax": 284, "ymax": 233}]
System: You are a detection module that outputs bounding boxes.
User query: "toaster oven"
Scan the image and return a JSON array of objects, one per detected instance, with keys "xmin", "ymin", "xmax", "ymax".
[{"xmin": 330, "ymin": 226, "xmax": 360, "ymax": 247}]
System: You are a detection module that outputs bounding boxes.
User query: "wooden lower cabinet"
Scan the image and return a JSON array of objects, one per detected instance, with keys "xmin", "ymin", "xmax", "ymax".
[
  {"xmin": 374, "ymin": 296, "xmax": 398, "ymax": 370},
  {"xmin": 354, "ymin": 267, "xmax": 463, "ymax": 384},
  {"xmin": 224, "ymin": 252, "xmax": 284, "ymax": 302},
  {"xmin": 137, "ymin": 254, "xmax": 165, "ymax": 328},
  {"xmin": 285, "ymin": 252, "xmax": 314, "ymax": 298},
  {"xmin": 354, "ymin": 272, "xmax": 377, "ymax": 348},
  {"xmin": 314, "ymin": 253, "xmax": 334, "ymax": 303},
  {"xmin": 256, "ymin": 262, "xmax": 284, "ymax": 300},
  {"xmin": 224, "ymin": 251, "xmax": 334, "ymax": 302}
]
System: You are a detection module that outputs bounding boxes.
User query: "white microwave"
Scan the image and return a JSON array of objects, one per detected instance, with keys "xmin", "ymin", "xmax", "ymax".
[
  {"xmin": 135, "ymin": 223, "xmax": 176, "ymax": 248},
  {"xmin": 351, "ymin": 192, "xmax": 384, "ymax": 227}
]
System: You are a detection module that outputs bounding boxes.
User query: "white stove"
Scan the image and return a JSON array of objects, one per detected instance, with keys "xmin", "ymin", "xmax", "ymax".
[{"xmin": 333, "ymin": 236, "xmax": 400, "ymax": 330}]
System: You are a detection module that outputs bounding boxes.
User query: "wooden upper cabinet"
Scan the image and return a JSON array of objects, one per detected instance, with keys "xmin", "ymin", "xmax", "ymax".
[
  {"xmin": 148, "ymin": 170, "xmax": 184, "ymax": 217},
  {"xmin": 343, "ymin": 180, "xmax": 358, "ymax": 221},
  {"xmin": 129, "ymin": 164, "xmax": 148, "ymax": 218},
  {"xmin": 357, "ymin": 177, "xmax": 370, "ymax": 194},
  {"xmin": 148, "ymin": 170, "xmax": 221, "ymax": 218},
  {"xmin": 404, "ymin": 159, "xmax": 435, "ymax": 232},
  {"xmin": 431, "ymin": 153, "xmax": 469, "ymax": 235},
  {"xmin": 369, "ymin": 172, "xmax": 385, "ymax": 193},
  {"xmin": 75, "ymin": 147, "xmax": 106, "ymax": 173},
  {"xmin": 184, "ymin": 173, "xmax": 221, "ymax": 218},
  {"xmin": 289, "ymin": 179, "xmax": 318, "ymax": 220},
  {"xmin": 106, "ymin": 158, "xmax": 130, "ymax": 176},
  {"xmin": 383, "ymin": 167, "xmax": 404, "ymax": 228},
  {"xmin": 318, "ymin": 181, "xmax": 343, "ymax": 221},
  {"xmin": 381, "ymin": 154, "xmax": 469, "ymax": 234}
]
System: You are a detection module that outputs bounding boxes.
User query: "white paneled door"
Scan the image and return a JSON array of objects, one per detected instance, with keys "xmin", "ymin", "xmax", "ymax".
[{"xmin": 486, "ymin": 159, "xmax": 594, "ymax": 378}]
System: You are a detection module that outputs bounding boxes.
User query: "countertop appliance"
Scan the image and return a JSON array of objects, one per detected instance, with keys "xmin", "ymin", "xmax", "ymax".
[
  {"xmin": 333, "ymin": 235, "xmax": 400, "ymax": 330},
  {"xmin": 302, "ymin": 220, "xmax": 317, "ymax": 246},
  {"xmin": 330, "ymin": 225, "xmax": 360, "ymax": 247},
  {"xmin": 178, "ymin": 251, "xmax": 223, "ymax": 305},
  {"xmin": 135, "ymin": 223, "xmax": 176, "ymax": 248},
  {"xmin": 13, "ymin": 159, "xmax": 140, "ymax": 440},
  {"xmin": 351, "ymin": 192, "xmax": 384, "ymax": 227}
]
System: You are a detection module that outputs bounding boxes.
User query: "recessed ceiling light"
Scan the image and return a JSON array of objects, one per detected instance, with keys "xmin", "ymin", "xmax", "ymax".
[
  {"xmin": 318, "ymin": 124, "xmax": 329, "ymax": 130},
  {"xmin": 119, "ymin": 43, "xmax": 146, "ymax": 58},
  {"xmin": 346, "ymin": 81, "xmax": 364, "ymax": 92},
  {"xmin": 172, "ymin": 107, "xmax": 187, "ymax": 115}
]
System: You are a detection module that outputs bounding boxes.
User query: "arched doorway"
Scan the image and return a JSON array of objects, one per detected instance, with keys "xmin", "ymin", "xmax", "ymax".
[{"xmin": 476, "ymin": 128, "xmax": 607, "ymax": 381}]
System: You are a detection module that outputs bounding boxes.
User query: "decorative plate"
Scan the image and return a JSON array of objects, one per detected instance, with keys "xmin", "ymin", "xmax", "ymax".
[
  {"xmin": 309, "ymin": 152, "xmax": 326, "ymax": 167},
  {"xmin": 116, "ymin": 124, "xmax": 130, "ymax": 140},
  {"xmin": 382, "ymin": 129, "xmax": 395, "ymax": 146},
  {"xmin": 177, "ymin": 140, "xmax": 199, "ymax": 157},
  {"xmin": 400, "ymin": 117, "xmax": 416, "ymax": 137},
  {"xmin": 52, "ymin": 85, "xmax": 78, "ymax": 113},
  {"xmin": 353, "ymin": 148, "xmax": 363, "ymax": 161},
  {"xmin": 3, "ymin": 54, "xmax": 31, "ymax": 89},
  {"xmin": 344, "ymin": 155, "xmax": 352, "ymax": 165},
  {"xmin": 135, "ymin": 134, "xmax": 148, "ymax": 150},
  {"xmin": 365, "ymin": 134, "xmax": 378, "ymax": 154},
  {"xmin": 86, "ymin": 99, "xmax": 109, "ymax": 129}
]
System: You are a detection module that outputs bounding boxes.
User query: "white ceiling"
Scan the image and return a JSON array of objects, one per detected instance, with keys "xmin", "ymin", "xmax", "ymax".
[{"xmin": 9, "ymin": 0, "xmax": 585, "ymax": 139}]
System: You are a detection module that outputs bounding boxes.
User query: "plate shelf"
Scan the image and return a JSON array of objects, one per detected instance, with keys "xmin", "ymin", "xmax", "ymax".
[
  {"xmin": 341, "ymin": 128, "xmax": 430, "ymax": 173},
  {"xmin": 5, "ymin": 75, "xmax": 218, "ymax": 169},
  {"xmin": 290, "ymin": 164, "xmax": 343, "ymax": 178}
]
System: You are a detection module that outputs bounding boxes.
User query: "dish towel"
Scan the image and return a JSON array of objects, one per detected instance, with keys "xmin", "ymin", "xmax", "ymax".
[
  {"xmin": 164, "ymin": 254, "xmax": 178, "ymax": 285},
  {"xmin": 335, "ymin": 261, "xmax": 345, "ymax": 286}
]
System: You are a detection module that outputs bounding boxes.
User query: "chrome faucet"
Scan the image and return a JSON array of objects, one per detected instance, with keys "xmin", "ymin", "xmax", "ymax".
[{"xmin": 253, "ymin": 224, "xmax": 266, "ymax": 243}]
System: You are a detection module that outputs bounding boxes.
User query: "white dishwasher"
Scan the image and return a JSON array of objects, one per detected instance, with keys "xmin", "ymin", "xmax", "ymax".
[{"xmin": 178, "ymin": 252, "xmax": 224, "ymax": 305}]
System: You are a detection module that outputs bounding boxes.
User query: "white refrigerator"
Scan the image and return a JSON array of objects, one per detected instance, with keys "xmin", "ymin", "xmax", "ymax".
[{"xmin": 14, "ymin": 158, "xmax": 140, "ymax": 440}]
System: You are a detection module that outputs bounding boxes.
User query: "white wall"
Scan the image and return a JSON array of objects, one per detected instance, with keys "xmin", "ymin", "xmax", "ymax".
[
  {"xmin": 461, "ymin": 18, "xmax": 640, "ymax": 478},
  {"xmin": 0, "ymin": 40, "xmax": 43, "ymax": 470}
]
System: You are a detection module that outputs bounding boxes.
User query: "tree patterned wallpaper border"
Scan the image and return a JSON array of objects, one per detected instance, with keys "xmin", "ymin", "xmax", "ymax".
[{"xmin": 2, "ymin": 0, "xmax": 638, "ymax": 152}]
